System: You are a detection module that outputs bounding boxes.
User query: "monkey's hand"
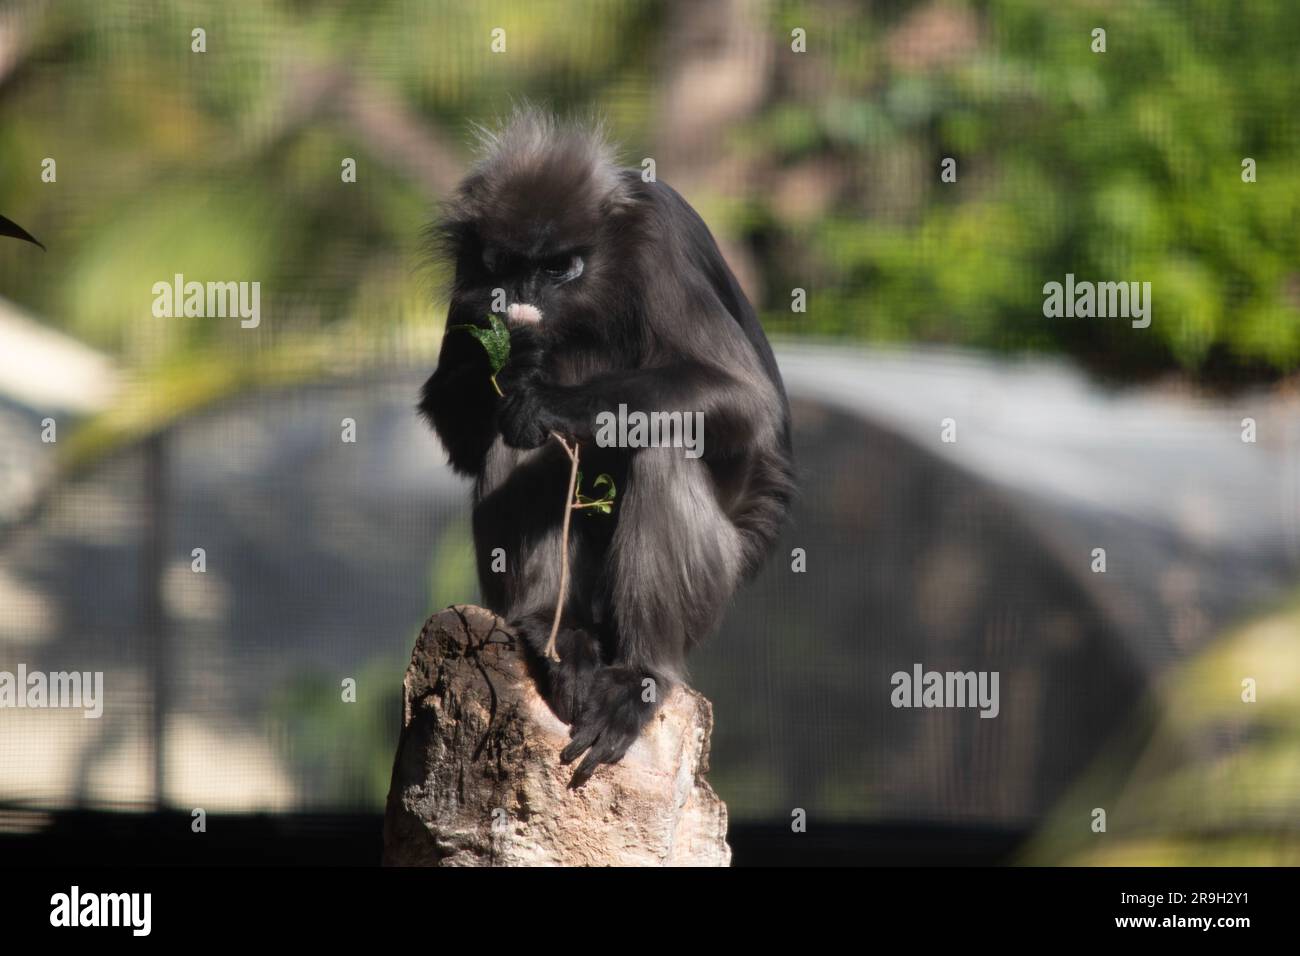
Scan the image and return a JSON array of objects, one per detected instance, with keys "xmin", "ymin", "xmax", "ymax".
[
  {"xmin": 496, "ymin": 323, "xmax": 563, "ymax": 448},
  {"xmin": 497, "ymin": 379, "xmax": 564, "ymax": 449},
  {"xmin": 494, "ymin": 320, "xmax": 546, "ymax": 392},
  {"xmin": 560, "ymin": 665, "xmax": 661, "ymax": 788}
]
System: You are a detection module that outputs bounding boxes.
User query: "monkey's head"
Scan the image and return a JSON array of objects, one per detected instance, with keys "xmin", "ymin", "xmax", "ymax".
[{"xmin": 438, "ymin": 110, "xmax": 635, "ymax": 333}]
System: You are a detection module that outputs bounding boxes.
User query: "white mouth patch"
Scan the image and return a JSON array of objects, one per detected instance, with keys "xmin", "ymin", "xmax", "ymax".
[{"xmin": 507, "ymin": 302, "xmax": 543, "ymax": 324}]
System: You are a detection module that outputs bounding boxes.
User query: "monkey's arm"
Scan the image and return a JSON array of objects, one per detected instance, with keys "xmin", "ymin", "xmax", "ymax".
[
  {"xmin": 501, "ymin": 360, "xmax": 781, "ymax": 458},
  {"xmin": 421, "ymin": 319, "xmax": 550, "ymax": 473},
  {"xmin": 418, "ymin": 326, "xmax": 501, "ymax": 475}
]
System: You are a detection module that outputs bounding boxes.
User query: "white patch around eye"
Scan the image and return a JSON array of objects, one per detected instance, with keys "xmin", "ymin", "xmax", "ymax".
[{"xmin": 507, "ymin": 302, "xmax": 543, "ymax": 324}]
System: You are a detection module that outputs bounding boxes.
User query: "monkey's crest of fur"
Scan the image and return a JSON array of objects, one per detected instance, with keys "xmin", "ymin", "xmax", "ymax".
[{"xmin": 451, "ymin": 109, "xmax": 632, "ymax": 253}]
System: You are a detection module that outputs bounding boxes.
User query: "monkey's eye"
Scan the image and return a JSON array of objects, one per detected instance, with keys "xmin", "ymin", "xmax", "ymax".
[
  {"xmin": 481, "ymin": 246, "xmax": 503, "ymax": 274},
  {"xmin": 542, "ymin": 254, "xmax": 584, "ymax": 283}
]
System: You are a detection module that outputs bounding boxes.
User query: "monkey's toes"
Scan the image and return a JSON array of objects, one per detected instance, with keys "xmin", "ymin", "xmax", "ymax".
[{"xmin": 559, "ymin": 666, "xmax": 657, "ymax": 788}]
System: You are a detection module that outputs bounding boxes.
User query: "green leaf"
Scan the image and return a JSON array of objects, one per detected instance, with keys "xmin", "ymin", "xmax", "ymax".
[
  {"xmin": 574, "ymin": 471, "xmax": 616, "ymax": 516},
  {"xmin": 592, "ymin": 474, "xmax": 616, "ymax": 500},
  {"xmin": 463, "ymin": 313, "xmax": 511, "ymax": 376},
  {"xmin": 447, "ymin": 315, "xmax": 511, "ymax": 396}
]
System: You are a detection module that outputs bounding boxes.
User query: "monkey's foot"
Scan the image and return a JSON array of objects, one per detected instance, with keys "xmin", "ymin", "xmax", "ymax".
[
  {"xmin": 560, "ymin": 665, "xmax": 660, "ymax": 788},
  {"xmin": 544, "ymin": 627, "xmax": 602, "ymax": 725},
  {"xmin": 513, "ymin": 619, "xmax": 601, "ymax": 725}
]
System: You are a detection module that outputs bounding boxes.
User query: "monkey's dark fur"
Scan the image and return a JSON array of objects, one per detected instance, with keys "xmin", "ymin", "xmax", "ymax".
[{"xmin": 419, "ymin": 112, "xmax": 794, "ymax": 786}]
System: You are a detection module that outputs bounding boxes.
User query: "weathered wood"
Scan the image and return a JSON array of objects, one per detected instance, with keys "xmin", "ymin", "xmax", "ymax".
[{"xmin": 382, "ymin": 605, "xmax": 731, "ymax": 866}]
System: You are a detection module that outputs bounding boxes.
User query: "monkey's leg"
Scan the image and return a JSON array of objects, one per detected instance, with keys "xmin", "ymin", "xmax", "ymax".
[
  {"xmin": 510, "ymin": 612, "xmax": 602, "ymax": 725},
  {"xmin": 472, "ymin": 452, "xmax": 608, "ymax": 726},
  {"xmin": 561, "ymin": 453, "xmax": 742, "ymax": 787}
]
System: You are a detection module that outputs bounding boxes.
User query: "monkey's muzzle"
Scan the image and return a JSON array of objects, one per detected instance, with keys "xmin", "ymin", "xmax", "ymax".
[{"xmin": 507, "ymin": 303, "xmax": 543, "ymax": 324}]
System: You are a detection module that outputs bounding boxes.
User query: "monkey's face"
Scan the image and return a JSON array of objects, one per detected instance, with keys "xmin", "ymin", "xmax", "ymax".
[
  {"xmin": 454, "ymin": 173, "xmax": 617, "ymax": 330},
  {"xmin": 443, "ymin": 120, "xmax": 631, "ymax": 334},
  {"xmin": 471, "ymin": 237, "xmax": 588, "ymax": 326}
]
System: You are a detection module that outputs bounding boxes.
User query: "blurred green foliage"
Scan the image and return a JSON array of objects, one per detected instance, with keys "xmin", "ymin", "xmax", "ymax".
[
  {"xmin": 1, "ymin": 0, "xmax": 1296, "ymax": 384},
  {"xmin": 755, "ymin": 0, "xmax": 1300, "ymax": 379}
]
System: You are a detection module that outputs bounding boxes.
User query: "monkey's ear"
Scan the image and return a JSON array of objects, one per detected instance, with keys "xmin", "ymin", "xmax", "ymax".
[{"xmin": 0, "ymin": 214, "xmax": 45, "ymax": 250}]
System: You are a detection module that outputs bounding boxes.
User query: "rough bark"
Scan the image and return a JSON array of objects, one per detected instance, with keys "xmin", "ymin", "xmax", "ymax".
[{"xmin": 382, "ymin": 605, "xmax": 731, "ymax": 866}]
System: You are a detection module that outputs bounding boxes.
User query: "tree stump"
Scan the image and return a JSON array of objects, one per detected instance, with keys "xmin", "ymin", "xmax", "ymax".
[{"xmin": 382, "ymin": 605, "xmax": 731, "ymax": 866}]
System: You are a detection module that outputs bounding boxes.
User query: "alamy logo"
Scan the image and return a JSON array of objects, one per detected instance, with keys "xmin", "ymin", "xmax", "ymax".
[
  {"xmin": 890, "ymin": 663, "xmax": 999, "ymax": 718},
  {"xmin": 594, "ymin": 404, "xmax": 704, "ymax": 459},
  {"xmin": 50, "ymin": 886, "xmax": 151, "ymax": 936},
  {"xmin": 0, "ymin": 664, "xmax": 103, "ymax": 718},
  {"xmin": 1042, "ymin": 273, "xmax": 1151, "ymax": 328},
  {"xmin": 152, "ymin": 273, "xmax": 261, "ymax": 328}
]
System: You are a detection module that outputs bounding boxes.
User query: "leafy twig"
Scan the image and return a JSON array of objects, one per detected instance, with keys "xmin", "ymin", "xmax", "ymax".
[
  {"xmin": 573, "ymin": 472, "xmax": 616, "ymax": 514},
  {"xmin": 449, "ymin": 315, "xmax": 617, "ymax": 664},
  {"xmin": 543, "ymin": 433, "xmax": 580, "ymax": 663}
]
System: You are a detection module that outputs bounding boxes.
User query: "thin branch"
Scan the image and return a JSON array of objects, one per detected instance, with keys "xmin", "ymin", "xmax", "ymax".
[{"xmin": 543, "ymin": 432, "xmax": 580, "ymax": 662}]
